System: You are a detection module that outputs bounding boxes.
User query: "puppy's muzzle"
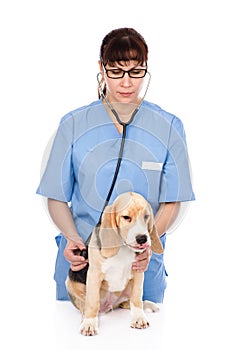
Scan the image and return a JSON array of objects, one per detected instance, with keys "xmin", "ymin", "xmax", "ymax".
[{"xmin": 136, "ymin": 234, "xmax": 148, "ymax": 245}]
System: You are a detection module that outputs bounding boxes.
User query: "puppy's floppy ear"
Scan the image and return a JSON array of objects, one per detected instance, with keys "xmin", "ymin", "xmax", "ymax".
[
  {"xmin": 147, "ymin": 205, "xmax": 164, "ymax": 254},
  {"xmin": 99, "ymin": 205, "xmax": 120, "ymax": 258},
  {"xmin": 149, "ymin": 225, "xmax": 164, "ymax": 254}
]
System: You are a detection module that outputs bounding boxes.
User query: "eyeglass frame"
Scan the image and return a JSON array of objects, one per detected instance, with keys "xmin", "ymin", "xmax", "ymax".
[{"xmin": 102, "ymin": 65, "xmax": 148, "ymax": 79}]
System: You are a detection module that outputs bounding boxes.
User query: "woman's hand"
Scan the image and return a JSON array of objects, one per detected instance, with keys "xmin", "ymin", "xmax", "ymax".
[
  {"xmin": 132, "ymin": 247, "xmax": 152, "ymax": 272},
  {"xmin": 64, "ymin": 239, "xmax": 88, "ymax": 271}
]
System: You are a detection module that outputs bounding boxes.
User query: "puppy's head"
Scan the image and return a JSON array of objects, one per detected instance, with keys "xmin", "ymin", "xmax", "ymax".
[{"xmin": 99, "ymin": 192, "xmax": 163, "ymax": 258}]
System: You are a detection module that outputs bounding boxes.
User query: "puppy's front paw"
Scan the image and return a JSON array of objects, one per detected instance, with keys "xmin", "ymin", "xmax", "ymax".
[
  {"xmin": 80, "ymin": 317, "xmax": 99, "ymax": 336},
  {"xmin": 130, "ymin": 311, "xmax": 149, "ymax": 329}
]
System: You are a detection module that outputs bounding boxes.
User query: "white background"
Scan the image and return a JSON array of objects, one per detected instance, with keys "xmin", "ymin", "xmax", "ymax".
[{"xmin": 1, "ymin": 1, "xmax": 232, "ymax": 349}]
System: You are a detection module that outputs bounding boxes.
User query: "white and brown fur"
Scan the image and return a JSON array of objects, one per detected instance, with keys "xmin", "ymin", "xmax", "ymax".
[{"xmin": 66, "ymin": 192, "xmax": 163, "ymax": 336}]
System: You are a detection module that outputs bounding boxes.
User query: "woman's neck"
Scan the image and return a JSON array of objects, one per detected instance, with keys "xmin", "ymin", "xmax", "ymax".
[{"xmin": 102, "ymin": 98, "xmax": 141, "ymax": 126}]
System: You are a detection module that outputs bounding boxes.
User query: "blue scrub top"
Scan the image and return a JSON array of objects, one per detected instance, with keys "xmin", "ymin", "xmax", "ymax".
[
  {"xmin": 37, "ymin": 100, "xmax": 195, "ymax": 240},
  {"xmin": 37, "ymin": 99, "xmax": 195, "ymax": 302}
]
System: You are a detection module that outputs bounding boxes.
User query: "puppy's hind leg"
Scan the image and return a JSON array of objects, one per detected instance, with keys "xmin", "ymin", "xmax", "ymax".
[
  {"xmin": 143, "ymin": 300, "xmax": 160, "ymax": 313},
  {"xmin": 119, "ymin": 300, "xmax": 130, "ymax": 309},
  {"xmin": 65, "ymin": 278, "xmax": 86, "ymax": 315}
]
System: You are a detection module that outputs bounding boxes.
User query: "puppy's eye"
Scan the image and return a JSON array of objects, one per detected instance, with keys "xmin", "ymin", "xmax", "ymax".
[
  {"xmin": 144, "ymin": 214, "xmax": 150, "ymax": 222},
  {"xmin": 122, "ymin": 215, "xmax": 132, "ymax": 222}
]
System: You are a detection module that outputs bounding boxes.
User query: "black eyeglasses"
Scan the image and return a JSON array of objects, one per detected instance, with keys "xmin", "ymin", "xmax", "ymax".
[{"xmin": 104, "ymin": 66, "xmax": 147, "ymax": 79}]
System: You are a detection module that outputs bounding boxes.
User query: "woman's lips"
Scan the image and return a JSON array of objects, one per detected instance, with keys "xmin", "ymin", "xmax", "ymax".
[{"xmin": 119, "ymin": 92, "xmax": 132, "ymax": 97}]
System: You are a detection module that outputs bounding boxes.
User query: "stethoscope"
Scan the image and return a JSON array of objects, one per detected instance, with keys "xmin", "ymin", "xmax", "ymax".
[
  {"xmin": 85, "ymin": 71, "xmax": 152, "ymax": 249},
  {"xmin": 96, "ymin": 69, "xmax": 151, "ymax": 210},
  {"xmin": 96, "ymin": 70, "xmax": 151, "ymax": 126}
]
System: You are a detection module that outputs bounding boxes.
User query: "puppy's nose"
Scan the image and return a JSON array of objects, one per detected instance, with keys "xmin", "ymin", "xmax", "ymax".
[{"xmin": 136, "ymin": 234, "xmax": 147, "ymax": 245}]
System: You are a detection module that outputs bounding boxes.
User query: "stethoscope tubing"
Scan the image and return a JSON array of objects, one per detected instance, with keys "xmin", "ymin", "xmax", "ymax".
[{"xmin": 96, "ymin": 71, "xmax": 151, "ymax": 126}]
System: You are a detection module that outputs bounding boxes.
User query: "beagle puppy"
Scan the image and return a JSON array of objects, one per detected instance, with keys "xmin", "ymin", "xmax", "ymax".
[{"xmin": 66, "ymin": 191, "xmax": 163, "ymax": 336}]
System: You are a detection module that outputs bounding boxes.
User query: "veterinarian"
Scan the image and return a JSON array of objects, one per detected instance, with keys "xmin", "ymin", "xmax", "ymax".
[{"xmin": 37, "ymin": 27, "xmax": 195, "ymax": 303}]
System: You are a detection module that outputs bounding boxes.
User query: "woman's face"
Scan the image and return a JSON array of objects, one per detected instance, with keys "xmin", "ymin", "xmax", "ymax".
[{"xmin": 99, "ymin": 60, "xmax": 147, "ymax": 106}]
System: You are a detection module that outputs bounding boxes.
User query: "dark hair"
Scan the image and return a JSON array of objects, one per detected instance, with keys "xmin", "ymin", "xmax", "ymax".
[
  {"xmin": 98, "ymin": 28, "xmax": 148, "ymax": 98},
  {"xmin": 100, "ymin": 27, "xmax": 148, "ymax": 66}
]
